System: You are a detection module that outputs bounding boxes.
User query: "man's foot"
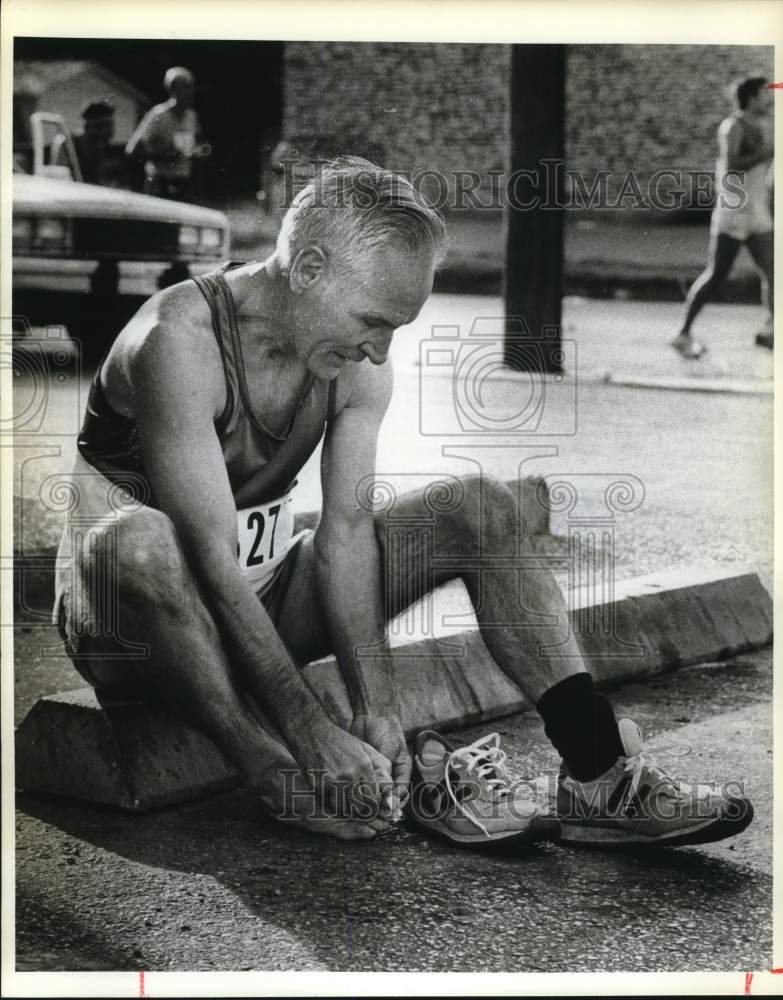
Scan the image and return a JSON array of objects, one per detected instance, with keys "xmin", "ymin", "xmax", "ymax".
[
  {"xmin": 556, "ymin": 718, "xmax": 754, "ymax": 848},
  {"xmin": 249, "ymin": 752, "xmax": 395, "ymax": 841},
  {"xmin": 409, "ymin": 730, "xmax": 559, "ymax": 848},
  {"xmin": 670, "ymin": 332, "xmax": 707, "ymax": 359}
]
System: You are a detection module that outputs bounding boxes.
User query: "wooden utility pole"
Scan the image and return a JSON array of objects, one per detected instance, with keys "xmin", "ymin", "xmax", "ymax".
[{"xmin": 504, "ymin": 44, "xmax": 566, "ymax": 373}]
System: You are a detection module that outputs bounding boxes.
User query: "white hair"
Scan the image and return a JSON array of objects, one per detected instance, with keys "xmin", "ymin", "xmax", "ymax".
[
  {"xmin": 164, "ymin": 66, "xmax": 194, "ymax": 91},
  {"xmin": 276, "ymin": 157, "xmax": 447, "ymax": 275}
]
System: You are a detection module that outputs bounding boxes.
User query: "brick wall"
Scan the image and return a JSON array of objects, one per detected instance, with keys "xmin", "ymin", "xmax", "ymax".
[
  {"xmin": 566, "ymin": 44, "xmax": 773, "ymax": 203},
  {"xmin": 283, "ymin": 41, "xmax": 510, "ymax": 188},
  {"xmin": 283, "ymin": 42, "xmax": 772, "ymax": 210}
]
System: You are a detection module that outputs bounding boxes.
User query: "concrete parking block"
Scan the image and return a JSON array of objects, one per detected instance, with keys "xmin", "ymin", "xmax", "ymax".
[
  {"xmin": 15, "ymin": 687, "xmax": 240, "ymax": 810},
  {"xmin": 15, "ymin": 565, "xmax": 771, "ymax": 811}
]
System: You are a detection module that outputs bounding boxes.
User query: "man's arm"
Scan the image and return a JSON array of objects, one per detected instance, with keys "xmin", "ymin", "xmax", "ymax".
[
  {"xmin": 129, "ymin": 292, "xmax": 392, "ymax": 804},
  {"xmin": 193, "ymin": 112, "xmax": 211, "ymax": 159},
  {"xmin": 126, "ymin": 109, "xmax": 180, "ymax": 164},
  {"xmin": 315, "ymin": 361, "xmax": 411, "ymax": 797},
  {"xmin": 723, "ymin": 117, "xmax": 774, "ymax": 171},
  {"xmin": 125, "ymin": 111, "xmax": 152, "ymax": 161}
]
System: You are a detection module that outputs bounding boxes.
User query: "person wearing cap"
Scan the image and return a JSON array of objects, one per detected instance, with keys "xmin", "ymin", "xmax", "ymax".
[
  {"xmin": 125, "ymin": 66, "xmax": 210, "ymax": 201},
  {"xmin": 53, "ymin": 99, "xmax": 126, "ymax": 188}
]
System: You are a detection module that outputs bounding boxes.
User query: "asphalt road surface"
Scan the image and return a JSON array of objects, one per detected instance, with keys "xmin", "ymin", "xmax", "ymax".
[{"xmin": 14, "ymin": 648, "xmax": 773, "ymax": 974}]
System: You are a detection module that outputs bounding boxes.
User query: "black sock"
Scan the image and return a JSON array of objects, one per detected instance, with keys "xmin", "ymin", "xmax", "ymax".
[{"xmin": 536, "ymin": 673, "xmax": 625, "ymax": 782}]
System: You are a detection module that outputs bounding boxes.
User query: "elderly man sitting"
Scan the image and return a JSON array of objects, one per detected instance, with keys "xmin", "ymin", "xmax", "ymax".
[{"xmin": 55, "ymin": 157, "xmax": 753, "ymax": 848}]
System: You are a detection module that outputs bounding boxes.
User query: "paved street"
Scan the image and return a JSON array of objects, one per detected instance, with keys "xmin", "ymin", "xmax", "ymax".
[
  {"xmin": 10, "ymin": 293, "xmax": 774, "ymax": 975},
  {"xmin": 14, "ymin": 650, "xmax": 773, "ymax": 973}
]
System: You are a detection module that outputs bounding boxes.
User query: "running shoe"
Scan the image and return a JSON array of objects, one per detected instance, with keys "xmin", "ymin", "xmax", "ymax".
[
  {"xmin": 555, "ymin": 718, "xmax": 754, "ymax": 848},
  {"xmin": 670, "ymin": 333, "xmax": 707, "ymax": 359},
  {"xmin": 409, "ymin": 730, "xmax": 559, "ymax": 848}
]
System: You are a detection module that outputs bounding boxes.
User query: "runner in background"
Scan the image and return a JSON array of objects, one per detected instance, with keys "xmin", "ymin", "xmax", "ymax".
[
  {"xmin": 126, "ymin": 66, "xmax": 211, "ymax": 201},
  {"xmin": 671, "ymin": 76, "xmax": 774, "ymax": 357}
]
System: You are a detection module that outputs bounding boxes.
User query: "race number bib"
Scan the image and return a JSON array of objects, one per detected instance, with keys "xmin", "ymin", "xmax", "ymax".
[{"xmin": 236, "ymin": 492, "xmax": 298, "ymax": 589}]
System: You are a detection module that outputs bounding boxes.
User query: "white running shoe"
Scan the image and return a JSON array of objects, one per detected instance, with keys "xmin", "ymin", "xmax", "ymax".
[
  {"xmin": 556, "ymin": 718, "xmax": 754, "ymax": 848},
  {"xmin": 410, "ymin": 730, "xmax": 559, "ymax": 848},
  {"xmin": 670, "ymin": 333, "xmax": 707, "ymax": 359}
]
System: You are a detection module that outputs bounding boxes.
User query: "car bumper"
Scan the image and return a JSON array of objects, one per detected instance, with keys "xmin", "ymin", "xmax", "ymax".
[{"xmin": 12, "ymin": 257, "xmax": 224, "ymax": 297}]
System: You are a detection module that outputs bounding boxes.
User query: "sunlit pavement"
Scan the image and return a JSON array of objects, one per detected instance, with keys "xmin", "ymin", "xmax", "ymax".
[
  {"xmin": 10, "ymin": 293, "xmax": 774, "ymax": 973},
  {"xmin": 14, "ymin": 647, "xmax": 773, "ymax": 973}
]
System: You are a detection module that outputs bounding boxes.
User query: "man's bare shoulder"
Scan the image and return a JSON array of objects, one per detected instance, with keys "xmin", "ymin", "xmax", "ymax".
[
  {"xmin": 157, "ymin": 278, "xmax": 214, "ymax": 332},
  {"xmin": 112, "ymin": 280, "xmax": 226, "ymax": 419}
]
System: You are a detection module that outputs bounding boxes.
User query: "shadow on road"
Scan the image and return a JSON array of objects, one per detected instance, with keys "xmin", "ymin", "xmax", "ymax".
[{"xmin": 16, "ymin": 781, "xmax": 769, "ymax": 973}]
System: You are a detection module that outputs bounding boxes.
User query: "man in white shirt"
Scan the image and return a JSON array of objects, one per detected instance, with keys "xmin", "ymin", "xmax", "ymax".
[
  {"xmin": 126, "ymin": 66, "xmax": 210, "ymax": 201},
  {"xmin": 671, "ymin": 76, "xmax": 774, "ymax": 357}
]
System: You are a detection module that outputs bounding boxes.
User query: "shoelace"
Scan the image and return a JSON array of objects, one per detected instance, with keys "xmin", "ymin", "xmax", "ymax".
[
  {"xmin": 443, "ymin": 733, "xmax": 513, "ymax": 838},
  {"xmin": 622, "ymin": 750, "xmax": 689, "ymax": 805}
]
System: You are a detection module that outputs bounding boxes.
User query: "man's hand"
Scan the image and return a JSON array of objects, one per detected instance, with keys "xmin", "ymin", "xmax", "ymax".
[
  {"xmin": 351, "ymin": 713, "xmax": 412, "ymax": 820},
  {"xmin": 295, "ymin": 718, "xmax": 399, "ymax": 827}
]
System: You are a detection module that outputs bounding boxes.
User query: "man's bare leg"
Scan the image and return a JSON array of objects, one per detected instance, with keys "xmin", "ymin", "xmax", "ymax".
[
  {"xmin": 62, "ymin": 506, "xmax": 378, "ymax": 839},
  {"xmin": 675, "ymin": 232, "xmax": 742, "ymax": 344},
  {"xmin": 276, "ymin": 474, "xmax": 584, "ymax": 701},
  {"xmin": 746, "ymin": 230, "xmax": 774, "ymax": 343},
  {"xmin": 274, "ymin": 473, "xmax": 625, "ymax": 784}
]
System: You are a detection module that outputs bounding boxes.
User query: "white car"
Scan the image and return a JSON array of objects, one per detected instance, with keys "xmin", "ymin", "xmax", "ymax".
[{"xmin": 13, "ymin": 112, "xmax": 230, "ymax": 353}]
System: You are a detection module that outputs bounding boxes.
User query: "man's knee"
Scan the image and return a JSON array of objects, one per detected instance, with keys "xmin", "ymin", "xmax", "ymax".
[
  {"xmin": 450, "ymin": 473, "xmax": 517, "ymax": 550},
  {"xmin": 80, "ymin": 507, "xmax": 187, "ymax": 610}
]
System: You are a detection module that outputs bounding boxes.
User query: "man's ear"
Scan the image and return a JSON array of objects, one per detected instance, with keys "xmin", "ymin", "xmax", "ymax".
[{"xmin": 290, "ymin": 246, "xmax": 327, "ymax": 293}]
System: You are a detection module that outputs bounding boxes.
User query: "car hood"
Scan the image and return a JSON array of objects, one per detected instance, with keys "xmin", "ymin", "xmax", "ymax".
[{"xmin": 13, "ymin": 173, "xmax": 228, "ymax": 227}]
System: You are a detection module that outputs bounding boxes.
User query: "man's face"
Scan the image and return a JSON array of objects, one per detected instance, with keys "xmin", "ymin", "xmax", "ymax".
[
  {"xmin": 293, "ymin": 241, "xmax": 436, "ymax": 381},
  {"xmin": 85, "ymin": 115, "xmax": 114, "ymax": 146},
  {"xmin": 747, "ymin": 87, "xmax": 771, "ymax": 120},
  {"xmin": 170, "ymin": 77, "xmax": 195, "ymax": 107}
]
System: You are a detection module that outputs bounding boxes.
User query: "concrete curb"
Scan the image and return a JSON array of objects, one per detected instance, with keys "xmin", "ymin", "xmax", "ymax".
[
  {"xmin": 15, "ymin": 565, "xmax": 772, "ymax": 810},
  {"xmin": 602, "ymin": 372, "xmax": 773, "ymax": 397}
]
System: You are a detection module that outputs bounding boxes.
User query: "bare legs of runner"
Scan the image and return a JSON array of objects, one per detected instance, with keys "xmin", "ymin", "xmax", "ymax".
[
  {"xmin": 672, "ymin": 233, "xmax": 742, "ymax": 357},
  {"xmin": 673, "ymin": 229, "xmax": 774, "ymax": 355},
  {"xmin": 60, "ymin": 473, "xmax": 581, "ymax": 836},
  {"xmin": 746, "ymin": 230, "xmax": 774, "ymax": 347}
]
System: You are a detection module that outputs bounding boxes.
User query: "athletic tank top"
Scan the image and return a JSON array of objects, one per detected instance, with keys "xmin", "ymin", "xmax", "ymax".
[
  {"xmin": 77, "ymin": 262, "xmax": 337, "ymax": 509},
  {"xmin": 712, "ymin": 115, "xmax": 773, "ymax": 238}
]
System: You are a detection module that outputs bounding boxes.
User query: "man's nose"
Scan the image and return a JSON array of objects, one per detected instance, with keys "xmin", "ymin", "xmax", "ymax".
[{"xmin": 360, "ymin": 333, "xmax": 392, "ymax": 365}]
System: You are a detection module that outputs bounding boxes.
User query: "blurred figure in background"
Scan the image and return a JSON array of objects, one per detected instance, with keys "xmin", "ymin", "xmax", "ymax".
[
  {"xmin": 126, "ymin": 66, "xmax": 210, "ymax": 201},
  {"xmin": 671, "ymin": 76, "xmax": 774, "ymax": 357},
  {"xmin": 53, "ymin": 100, "xmax": 128, "ymax": 188}
]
